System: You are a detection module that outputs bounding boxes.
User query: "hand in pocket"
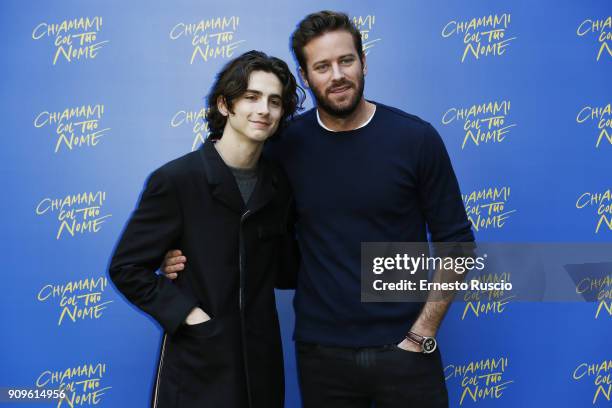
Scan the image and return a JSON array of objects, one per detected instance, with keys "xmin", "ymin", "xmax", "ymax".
[{"xmin": 185, "ymin": 307, "xmax": 211, "ymax": 325}]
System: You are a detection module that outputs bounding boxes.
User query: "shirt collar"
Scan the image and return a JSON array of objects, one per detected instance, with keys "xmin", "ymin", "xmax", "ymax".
[{"xmin": 316, "ymin": 104, "xmax": 377, "ymax": 132}]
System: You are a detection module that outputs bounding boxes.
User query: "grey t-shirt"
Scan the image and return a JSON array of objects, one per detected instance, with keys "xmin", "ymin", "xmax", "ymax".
[{"xmin": 229, "ymin": 165, "xmax": 258, "ymax": 205}]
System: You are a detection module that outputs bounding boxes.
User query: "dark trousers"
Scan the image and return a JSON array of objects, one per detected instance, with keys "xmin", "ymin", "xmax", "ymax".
[{"xmin": 296, "ymin": 342, "xmax": 449, "ymax": 408}]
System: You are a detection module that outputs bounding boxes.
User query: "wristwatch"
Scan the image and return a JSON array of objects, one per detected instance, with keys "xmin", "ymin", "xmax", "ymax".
[{"xmin": 405, "ymin": 331, "xmax": 437, "ymax": 354}]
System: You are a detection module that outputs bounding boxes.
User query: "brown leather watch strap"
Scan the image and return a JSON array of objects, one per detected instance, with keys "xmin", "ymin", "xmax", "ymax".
[{"xmin": 405, "ymin": 331, "xmax": 425, "ymax": 345}]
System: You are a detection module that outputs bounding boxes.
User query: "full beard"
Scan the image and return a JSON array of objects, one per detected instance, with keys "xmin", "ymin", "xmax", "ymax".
[{"xmin": 311, "ymin": 74, "xmax": 365, "ymax": 118}]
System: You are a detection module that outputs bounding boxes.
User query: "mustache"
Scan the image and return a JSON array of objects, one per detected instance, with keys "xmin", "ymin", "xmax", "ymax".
[{"xmin": 326, "ymin": 80, "xmax": 354, "ymax": 93}]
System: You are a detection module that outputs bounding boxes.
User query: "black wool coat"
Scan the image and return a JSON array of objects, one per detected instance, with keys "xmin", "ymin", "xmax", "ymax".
[{"xmin": 109, "ymin": 139, "xmax": 298, "ymax": 408}]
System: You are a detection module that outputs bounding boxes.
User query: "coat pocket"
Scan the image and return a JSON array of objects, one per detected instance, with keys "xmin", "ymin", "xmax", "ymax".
[
  {"xmin": 181, "ymin": 317, "xmax": 216, "ymax": 338},
  {"xmin": 174, "ymin": 314, "xmax": 247, "ymax": 407}
]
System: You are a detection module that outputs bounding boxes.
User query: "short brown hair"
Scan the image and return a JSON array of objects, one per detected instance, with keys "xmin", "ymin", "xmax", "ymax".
[
  {"xmin": 206, "ymin": 50, "xmax": 304, "ymax": 138},
  {"xmin": 291, "ymin": 11, "xmax": 363, "ymax": 73}
]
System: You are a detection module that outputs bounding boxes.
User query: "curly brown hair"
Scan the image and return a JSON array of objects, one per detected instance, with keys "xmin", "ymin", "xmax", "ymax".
[{"xmin": 206, "ymin": 50, "xmax": 304, "ymax": 139}]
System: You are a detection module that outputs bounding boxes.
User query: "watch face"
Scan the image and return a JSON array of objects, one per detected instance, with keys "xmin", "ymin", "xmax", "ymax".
[{"xmin": 423, "ymin": 338, "xmax": 437, "ymax": 353}]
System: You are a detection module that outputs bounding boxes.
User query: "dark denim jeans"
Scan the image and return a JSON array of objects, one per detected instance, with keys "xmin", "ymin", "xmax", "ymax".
[{"xmin": 296, "ymin": 342, "xmax": 448, "ymax": 408}]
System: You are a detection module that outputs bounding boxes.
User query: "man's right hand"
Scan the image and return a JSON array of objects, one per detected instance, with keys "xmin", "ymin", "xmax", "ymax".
[
  {"xmin": 162, "ymin": 249, "xmax": 186, "ymax": 280},
  {"xmin": 185, "ymin": 307, "xmax": 211, "ymax": 325}
]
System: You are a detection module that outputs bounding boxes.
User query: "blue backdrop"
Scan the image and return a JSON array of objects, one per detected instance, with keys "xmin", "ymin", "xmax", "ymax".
[{"xmin": 1, "ymin": 0, "xmax": 611, "ymax": 407}]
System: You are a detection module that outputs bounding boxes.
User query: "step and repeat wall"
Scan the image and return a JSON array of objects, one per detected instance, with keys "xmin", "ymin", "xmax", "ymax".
[{"xmin": 1, "ymin": 0, "xmax": 610, "ymax": 407}]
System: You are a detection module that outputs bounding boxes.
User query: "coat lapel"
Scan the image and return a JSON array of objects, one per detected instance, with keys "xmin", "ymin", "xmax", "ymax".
[
  {"xmin": 247, "ymin": 160, "xmax": 278, "ymax": 214},
  {"xmin": 199, "ymin": 139, "xmax": 245, "ymax": 214},
  {"xmin": 199, "ymin": 139, "xmax": 278, "ymax": 215}
]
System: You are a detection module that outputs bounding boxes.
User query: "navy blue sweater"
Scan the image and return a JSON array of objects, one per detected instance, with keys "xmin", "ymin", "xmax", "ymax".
[{"xmin": 266, "ymin": 103, "xmax": 474, "ymax": 347}]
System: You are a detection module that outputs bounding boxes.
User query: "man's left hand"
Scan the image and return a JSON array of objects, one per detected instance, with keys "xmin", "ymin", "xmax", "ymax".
[{"xmin": 396, "ymin": 338, "xmax": 423, "ymax": 353}]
